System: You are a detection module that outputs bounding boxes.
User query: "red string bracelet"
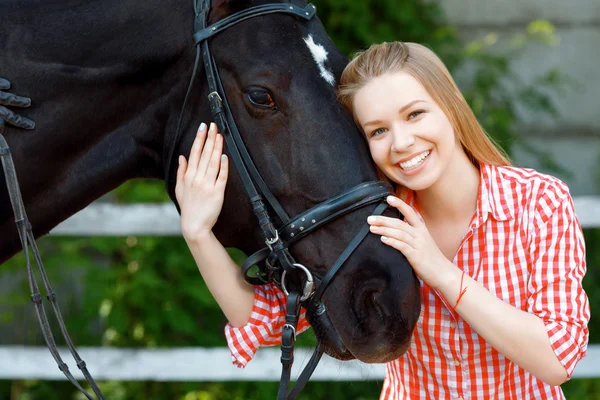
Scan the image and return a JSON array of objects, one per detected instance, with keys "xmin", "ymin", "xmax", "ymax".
[{"xmin": 453, "ymin": 270, "xmax": 468, "ymax": 310}]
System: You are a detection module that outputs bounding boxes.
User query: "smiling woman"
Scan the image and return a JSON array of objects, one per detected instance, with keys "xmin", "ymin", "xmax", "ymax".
[{"xmin": 332, "ymin": 41, "xmax": 590, "ymax": 399}]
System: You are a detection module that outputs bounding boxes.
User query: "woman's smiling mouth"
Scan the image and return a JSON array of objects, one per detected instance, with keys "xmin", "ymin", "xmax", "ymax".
[{"xmin": 398, "ymin": 150, "xmax": 431, "ymax": 171}]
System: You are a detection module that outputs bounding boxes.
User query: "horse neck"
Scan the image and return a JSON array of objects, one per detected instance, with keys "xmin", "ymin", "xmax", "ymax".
[{"xmin": 0, "ymin": 0, "xmax": 199, "ymax": 261}]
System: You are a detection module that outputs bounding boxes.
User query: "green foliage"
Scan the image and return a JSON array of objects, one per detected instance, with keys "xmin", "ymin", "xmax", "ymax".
[
  {"xmin": 450, "ymin": 24, "xmax": 572, "ymax": 176},
  {"xmin": 1, "ymin": 0, "xmax": 598, "ymax": 399},
  {"xmin": 312, "ymin": 0, "xmax": 455, "ymax": 57}
]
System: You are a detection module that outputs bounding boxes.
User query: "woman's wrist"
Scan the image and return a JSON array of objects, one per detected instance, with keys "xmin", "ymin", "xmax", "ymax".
[
  {"xmin": 430, "ymin": 260, "xmax": 462, "ymax": 292},
  {"xmin": 183, "ymin": 228, "xmax": 214, "ymax": 245}
]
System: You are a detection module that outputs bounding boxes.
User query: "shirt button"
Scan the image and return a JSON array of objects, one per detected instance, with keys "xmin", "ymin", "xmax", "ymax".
[
  {"xmin": 457, "ymin": 397, "xmax": 464, "ymax": 400},
  {"xmin": 450, "ymin": 321, "xmax": 456, "ymax": 329},
  {"xmin": 454, "ymin": 359, "xmax": 461, "ymax": 366}
]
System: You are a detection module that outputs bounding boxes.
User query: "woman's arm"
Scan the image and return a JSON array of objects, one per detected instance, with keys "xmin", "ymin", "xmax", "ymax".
[
  {"xmin": 176, "ymin": 122, "xmax": 312, "ymax": 368},
  {"xmin": 436, "ymin": 264, "xmax": 569, "ymax": 385},
  {"xmin": 369, "ymin": 194, "xmax": 589, "ymax": 386},
  {"xmin": 185, "ymin": 231, "xmax": 255, "ymax": 327},
  {"xmin": 175, "ymin": 122, "xmax": 254, "ymax": 326}
]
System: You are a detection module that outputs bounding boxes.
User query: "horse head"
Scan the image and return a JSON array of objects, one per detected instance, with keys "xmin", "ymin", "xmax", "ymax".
[
  {"xmin": 166, "ymin": 0, "xmax": 422, "ymax": 363},
  {"xmin": 0, "ymin": 0, "xmax": 420, "ymax": 365}
]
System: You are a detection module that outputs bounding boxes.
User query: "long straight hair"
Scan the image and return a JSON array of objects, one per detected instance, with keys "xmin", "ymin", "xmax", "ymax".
[{"xmin": 337, "ymin": 42, "xmax": 511, "ymax": 168}]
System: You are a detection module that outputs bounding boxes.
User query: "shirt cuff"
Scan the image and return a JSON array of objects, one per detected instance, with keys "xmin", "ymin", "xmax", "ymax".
[{"xmin": 545, "ymin": 321, "xmax": 588, "ymax": 378}]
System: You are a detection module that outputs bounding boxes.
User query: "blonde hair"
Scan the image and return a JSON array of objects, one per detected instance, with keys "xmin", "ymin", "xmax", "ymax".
[{"xmin": 338, "ymin": 41, "xmax": 511, "ymax": 168}]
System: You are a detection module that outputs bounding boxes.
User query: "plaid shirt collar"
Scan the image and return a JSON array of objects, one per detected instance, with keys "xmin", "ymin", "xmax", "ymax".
[
  {"xmin": 479, "ymin": 163, "xmax": 515, "ymax": 223},
  {"xmin": 402, "ymin": 163, "xmax": 515, "ymax": 225}
]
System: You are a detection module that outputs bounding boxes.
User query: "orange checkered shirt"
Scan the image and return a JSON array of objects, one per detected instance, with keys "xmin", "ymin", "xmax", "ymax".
[{"xmin": 224, "ymin": 164, "xmax": 590, "ymax": 399}]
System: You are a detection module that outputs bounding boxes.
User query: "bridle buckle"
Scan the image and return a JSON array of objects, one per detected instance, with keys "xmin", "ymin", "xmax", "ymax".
[
  {"xmin": 207, "ymin": 91, "xmax": 222, "ymax": 103},
  {"xmin": 282, "ymin": 323, "xmax": 296, "ymax": 341},
  {"xmin": 265, "ymin": 230, "xmax": 280, "ymax": 251}
]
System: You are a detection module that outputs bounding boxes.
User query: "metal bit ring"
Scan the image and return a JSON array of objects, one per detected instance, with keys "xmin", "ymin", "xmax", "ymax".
[{"xmin": 281, "ymin": 263, "xmax": 315, "ymax": 301}]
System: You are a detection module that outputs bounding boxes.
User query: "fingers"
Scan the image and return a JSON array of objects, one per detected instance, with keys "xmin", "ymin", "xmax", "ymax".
[
  {"xmin": 380, "ymin": 235, "xmax": 413, "ymax": 254},
  {"xmin": 386, "ymin": 196, "xmax": 422, "ymax": 227},
  {"xmin": 0, "ymin": 106, "xmax": 35, "ymax": 130},
  {"xmin": 186, "ymin": 122, "xmax": 208, "ymax": 178},
  {"xmin": 217, "ymin": 154, "xmax": 229, "ymax": 188},
  {"xmin": 204, "ymin": 132, "xmax": 224, "ymax": 182},
  {"xmin": 367, "ymin": 214, "xmax": 413, "ymax": 231},
  {"xmin": 0, "ymin": 78, "xmax": 9, "ymax": 90},
  {"xmin": 174, "ymin": 155, "xmax": 187, "ymax": 201},
  {"xmin": 369, "ymin": 224, "xmax": 415, "ymax": 247},
  {"xmin": 176, "ymin": 155, "xmax": 187, "ymax": 184},
  {"xmin": 0, "ymin": 91, "xmax": 31, "ymax": 108},
  {"xmin": 197, "ymin": 122, "xmax": 217, "ymax": 177}
]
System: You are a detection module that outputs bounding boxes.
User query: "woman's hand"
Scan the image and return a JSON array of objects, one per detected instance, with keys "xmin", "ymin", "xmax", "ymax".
[
  {"xmin": 367, "ymin": 195, "xmax": 453, "ymax": 289},
  {"xmin": 175, "ymin": 122, "xmax": 228, "ymax": 241}
]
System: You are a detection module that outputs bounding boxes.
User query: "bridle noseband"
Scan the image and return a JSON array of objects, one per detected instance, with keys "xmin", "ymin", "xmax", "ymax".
[{"xmin": 165, "ymin": 1, "xmax": 395, "ymax": 398}]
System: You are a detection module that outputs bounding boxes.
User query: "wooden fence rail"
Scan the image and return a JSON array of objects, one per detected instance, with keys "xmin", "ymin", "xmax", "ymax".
[
  {"xmin": 48, "ymin": 196, "xmax": 600, "ymax": 236},
  {"xmin": 1, "ymin": 198, "xmax": 598, "ymax": 380}
]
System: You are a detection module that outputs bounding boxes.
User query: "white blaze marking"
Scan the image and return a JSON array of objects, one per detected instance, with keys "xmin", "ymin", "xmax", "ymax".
[{"xmin": 303, "ymin": 34, "xmax": 335, "ymax": 86}]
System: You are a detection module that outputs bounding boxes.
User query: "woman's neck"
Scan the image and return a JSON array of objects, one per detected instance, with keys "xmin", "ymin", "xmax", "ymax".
[{"xmin": 414, "ymin": 149, "xmax": 480, "ymax": 225}]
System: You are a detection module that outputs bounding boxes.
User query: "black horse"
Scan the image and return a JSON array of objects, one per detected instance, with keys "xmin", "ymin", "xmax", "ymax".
[{"xmin": 0, "ymin": 0, "xmax": 420, "ymax": 368}]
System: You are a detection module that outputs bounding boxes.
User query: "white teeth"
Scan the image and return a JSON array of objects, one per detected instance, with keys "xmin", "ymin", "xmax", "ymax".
[{"xmin": 399, "ymin": 151, "xmax": 430, "ymax": 170}]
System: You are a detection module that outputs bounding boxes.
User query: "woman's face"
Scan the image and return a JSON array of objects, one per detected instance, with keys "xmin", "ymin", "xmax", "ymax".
[{"xmin": 353, "ymin": 71, "xmax": 463, "ymax": 192}]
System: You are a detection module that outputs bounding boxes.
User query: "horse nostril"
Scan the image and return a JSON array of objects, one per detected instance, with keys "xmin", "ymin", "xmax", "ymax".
[{"xmin": 354, "ymin": 282, "xmax": 393, "ymax": 323}]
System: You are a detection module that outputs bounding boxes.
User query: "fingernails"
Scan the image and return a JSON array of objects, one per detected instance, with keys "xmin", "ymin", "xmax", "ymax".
[
  {"xmin": 367, "ymin": 216, "xmax": 376, "ymax": 223},
  {"xmin": 209, "ymin": 122, "xmax": 216, "ymax": 131},
  {"xmin": 381, "ymin": 236, "xmax": 389, "ymax": 242},
  {"xmin": 387, "ymin": 196, "xmax": 398, "ymax": 204},
  {"xmin": 199, "ymin": 122, "xmax": 207, "ymax": 132},
  {"xmin": 178, "ymin": 155, "xmax": 183, "ymax": 165},
  {"xmin": 221, "ymin": 154, "xmax": 227, "ymax": 162}
]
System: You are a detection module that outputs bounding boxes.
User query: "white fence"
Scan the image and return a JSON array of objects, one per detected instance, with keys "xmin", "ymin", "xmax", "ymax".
[
  {"xmin": 48, "ymin": 196, "xmax": 600, "ymax": 236},
  {"xmin": 1, "ymin": 198, "xmax": 599, "ymax": 381}
]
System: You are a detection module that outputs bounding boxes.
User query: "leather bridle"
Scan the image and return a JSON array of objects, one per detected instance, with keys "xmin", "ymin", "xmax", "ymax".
[{"xmin": 164, "ymin": 1, "xmax": 394, "ymax": 399}]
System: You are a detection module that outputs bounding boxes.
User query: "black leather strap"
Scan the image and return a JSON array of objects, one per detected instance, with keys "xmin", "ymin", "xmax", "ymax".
[
  {"xmin": 207, "ymin": 52, "xmax": 291, "ymax": 224},
  {"xmin": 277, "ymin": 292, "xmax": 301, "ymax": 399},
  {"xmin": 309, "ymin": 202, "xmax": 390, "ymax": 307},
  {"xmin": 287, "ymin": 345, "xmax": 324, "ymax": 399},
  {"xmin": 0, "ymin": 134, "xmax": 105, "ymax": 400},
  {"xmin": 193, "ymin": 3, "xmax": 316, "ymax": 44},
  {"xmin": 280, "ymin": 181, "xmax": 392, "ymax": 244},
  {"xmin": 242, "ymin": 247, "xmax": 271, "ymax": 284}
]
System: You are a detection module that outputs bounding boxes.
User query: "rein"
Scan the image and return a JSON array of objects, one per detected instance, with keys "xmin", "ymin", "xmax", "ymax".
[{"xmin": 0, "ymin": 132, "xmax": 106, "ymax": 400}]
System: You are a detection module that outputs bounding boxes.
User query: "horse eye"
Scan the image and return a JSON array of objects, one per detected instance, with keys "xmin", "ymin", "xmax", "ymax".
[{"xmin": 247, "ymin": 88, "xmax": 276, "ymax": 108}]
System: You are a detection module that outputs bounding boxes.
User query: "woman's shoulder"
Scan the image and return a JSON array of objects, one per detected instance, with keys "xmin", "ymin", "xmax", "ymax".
[
  {"xmin": 487, "ymin": 164, "xmax": 570, "ymax": 197},
  {"xmin": 484, "ymin": 164, "xmax": 572, "ymax": 217}
]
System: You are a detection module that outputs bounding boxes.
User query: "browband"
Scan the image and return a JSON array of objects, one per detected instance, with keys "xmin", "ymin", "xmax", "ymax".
[{"xmin": 193, "ymin": 3, "xmax": 316, "ymax": 44}]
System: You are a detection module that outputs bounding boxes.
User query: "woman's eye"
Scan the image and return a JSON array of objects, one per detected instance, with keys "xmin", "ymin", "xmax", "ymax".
[
  {"xmin": 247, "ymin": 89, "xmax": 276, "ymax": 108},
  {"xmin": 408, "ymin": 110, "xmax": 424, "ymax": 120},
  {"xmin": 370, "ymin": 128, "xmax": 387, "ymax": 137}
]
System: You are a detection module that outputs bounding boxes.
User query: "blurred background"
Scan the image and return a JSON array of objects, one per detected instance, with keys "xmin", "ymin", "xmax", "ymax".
[{"xmin": 1, "ymin": 0, "xmax": 598, "ymax": 398}]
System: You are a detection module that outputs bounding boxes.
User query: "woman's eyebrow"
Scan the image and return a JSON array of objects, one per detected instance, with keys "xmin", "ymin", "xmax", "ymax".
[{"xmin": 363, "ymin": 99, "xmax": 426, "ymax": 128}]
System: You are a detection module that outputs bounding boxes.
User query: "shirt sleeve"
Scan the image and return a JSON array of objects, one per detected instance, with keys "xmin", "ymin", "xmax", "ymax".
[
  {"xmin": 223, "ymin": 283, "xmax": 311, "ymax": 368},
  {"xmin": 527, "ymin": 188, "xmax": 590, "ymax": 378}
]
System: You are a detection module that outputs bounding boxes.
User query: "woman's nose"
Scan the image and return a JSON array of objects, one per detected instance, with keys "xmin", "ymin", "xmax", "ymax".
[{"xmin": 390, "ymin": 128, "xmax": 415, "ymax": 153}]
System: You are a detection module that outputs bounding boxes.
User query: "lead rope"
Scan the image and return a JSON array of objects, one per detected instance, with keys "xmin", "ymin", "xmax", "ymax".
[{"xmin": 0, "ymin": 132, "xmax": 105, "ymax": 400}]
